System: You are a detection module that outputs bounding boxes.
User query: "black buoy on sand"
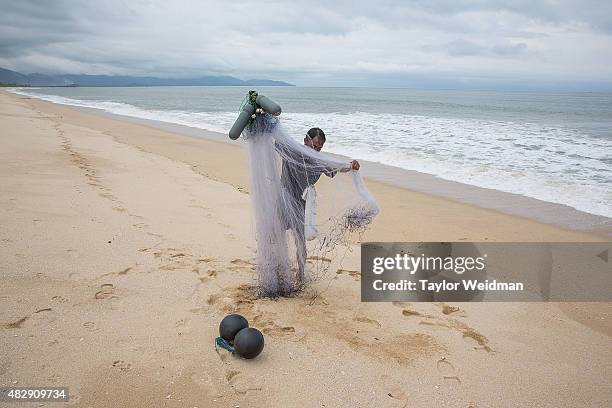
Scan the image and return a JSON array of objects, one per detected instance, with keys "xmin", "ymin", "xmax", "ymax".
[
  {"xmin": 219, "ymin": 314, "xmax": 249, "ymax": 342},
  {"xmin": 233, "ymin": 327, "xmax": 265, "ymax": 359}
]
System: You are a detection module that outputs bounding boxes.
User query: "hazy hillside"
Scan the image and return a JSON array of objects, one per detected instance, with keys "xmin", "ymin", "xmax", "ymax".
[{"xmin": 0, "ymin": 67, "xmax": 294, "ymax": 87}]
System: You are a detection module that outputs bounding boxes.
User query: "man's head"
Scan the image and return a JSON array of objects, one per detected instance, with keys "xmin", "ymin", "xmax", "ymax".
[{"xmin": 304, "ymin": 127, "xmax": 326, "ymax": 151}]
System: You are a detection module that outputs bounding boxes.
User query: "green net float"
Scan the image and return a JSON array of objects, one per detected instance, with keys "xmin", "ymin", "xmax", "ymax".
[
  {"xmin": 229, "ymin": 102, "xmax": 256, "ymax": 140},
  {"xmin": 255, "ymin": 94, "xmax": 282, "ymax": 116}
]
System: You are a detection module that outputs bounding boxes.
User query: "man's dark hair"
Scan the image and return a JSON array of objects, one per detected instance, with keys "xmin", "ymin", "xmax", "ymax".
[{"xmin": 307, "ymin": 127, "xmax": 326, "ymax": 142}]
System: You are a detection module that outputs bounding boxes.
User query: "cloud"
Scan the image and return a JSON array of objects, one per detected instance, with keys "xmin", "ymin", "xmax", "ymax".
[
  {"xmin": 0, "ymin": 0, "xmax": 610, "ymax": 88},
  {"xmin": 441, "ymin": 39, "xmax": 527, "ymax": 57}
]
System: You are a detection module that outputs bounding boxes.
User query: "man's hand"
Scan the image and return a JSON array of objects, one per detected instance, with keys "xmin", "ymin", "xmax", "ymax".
[{"xmin": 340, "ymin": 159, "xmax": 361, "ymax": 172}]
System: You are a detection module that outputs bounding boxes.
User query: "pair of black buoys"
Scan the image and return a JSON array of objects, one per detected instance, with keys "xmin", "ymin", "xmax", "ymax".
[{"xmin": 219, "ymin": 314, "xmax": 264, "ymax": 359}]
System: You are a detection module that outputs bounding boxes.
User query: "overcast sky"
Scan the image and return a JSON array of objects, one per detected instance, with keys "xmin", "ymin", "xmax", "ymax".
[{"xmin": 1, "ymin": 0, "xmax": 611, "ymax": 89}]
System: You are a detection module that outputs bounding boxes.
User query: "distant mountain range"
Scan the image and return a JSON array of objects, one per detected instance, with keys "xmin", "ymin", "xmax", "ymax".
[{"xmin": 0, "ymin": 67, "xmax": 294, "ymax": 87}]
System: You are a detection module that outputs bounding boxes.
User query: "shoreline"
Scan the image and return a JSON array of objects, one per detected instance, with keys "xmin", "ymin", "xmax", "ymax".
[{"xmin": 9, "ymin": 88, "xmax": 611, "ymax": 239}]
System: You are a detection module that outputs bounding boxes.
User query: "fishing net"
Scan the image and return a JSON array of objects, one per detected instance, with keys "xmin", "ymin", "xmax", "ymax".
[{"xmin": 242, "ymin": 109, "xmax": 379, "ymax": 297}]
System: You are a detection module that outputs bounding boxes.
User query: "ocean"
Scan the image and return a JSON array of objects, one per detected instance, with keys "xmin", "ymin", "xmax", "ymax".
[{"xmin": 12, "ymin": 86, "xmax": 612, "ymax": 219}]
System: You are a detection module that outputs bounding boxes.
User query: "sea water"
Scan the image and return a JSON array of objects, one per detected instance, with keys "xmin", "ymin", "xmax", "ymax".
[{"xmin": 12, "ymin": 86, "xmax": 612, "ymax": 219}]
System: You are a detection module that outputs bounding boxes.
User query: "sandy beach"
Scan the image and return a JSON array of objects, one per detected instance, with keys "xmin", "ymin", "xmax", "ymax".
[{"xmin": 1, "ymin": 89, "xmax": 611, "ymax": 407}]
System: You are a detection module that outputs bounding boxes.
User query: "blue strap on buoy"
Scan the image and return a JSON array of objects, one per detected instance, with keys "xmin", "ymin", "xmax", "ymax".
[{"xmin": 215, "ymin": 336, "xmax": 235, "ymax": 353}]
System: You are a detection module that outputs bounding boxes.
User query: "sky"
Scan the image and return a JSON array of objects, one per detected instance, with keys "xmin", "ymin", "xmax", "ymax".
[{"xmin": 1, "ymin": 0, "xmax": 611, "ymax": 89}]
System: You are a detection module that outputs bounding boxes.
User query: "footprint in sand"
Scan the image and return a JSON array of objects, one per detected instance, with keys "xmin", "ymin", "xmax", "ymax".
[
  {"xmin": 249, "ymin": 313, "xmax": 297, "ymax": 339},
  {"xmin": 436, "ymin": 302, "xmax": 463, "ymax": 316},
  {"xmin": 306, "ymin": 256, "xmax": 332, "ymax": 263},
  {"xmin": 225, "ymin": 370, "xmax": 240, "ymax": 384},
  {"xmin": 83, "ymin": 321, "xmax": 96, "ymax": 331},
  {"xmin": 51, "ymin": 295, "xmax": 69, "ymax": 304},
  {"xmin": 156, "ymin": 249, "xmax": 190, "ymax": 270},
  {"xmin": 228, "ymin": 259, "xmax": 256, "ymax": 272},
  {"xmin": 193, "ymin": 262, "xmax": 218, "ymax": 282},
  {"xmin": 189, "ymin": 307, "xmax": 207, "ymax": 315},
  {"xmin": 207, "ymin": 285, "xmax": 260, "ymax": 316},
  {"xmin": 95, "ymin": 265, "xmax": 135, "ymax": 280},
  {"xmin": 230, "ymin": 258, "xmax": 254, "ymax": 267},
  {"xmin": 154, "ymin": 248, "xmax": 215, "ymax": 272},
  {"xmin": 336, "ymin": 269, "xmax": 361, "ymax": 281},
  {"xmin": 47, "ymin": 373, "xmax": 60, "ymax": 383},
  {"xmin": 111, "ymin": 360, "xmax": 132, "ymax": 372},
  {"xmin": 118, "ymin": 266, "xmax": 134, "ymax": 275},
  {"xmin": 382, "ymin": 376, "xmax": 410, "ymax": 408},
  {"xmin": 0, "ymin": 358, "xmax": 10, "ymax": 376},
  {"xmin": 442, "ymin": 305, "xmax": 461, "ymax": 315},
  {"xmin": 223, "ymin": 369, "xmax": 263, "ymax": 395},
  {"xmin": 437, "ymin": 357, "xmax": 461, "ymax": 384},
  {"xmin": 262, "ymin": 324, "xmax": 295, "ymax": 337},
  {"xmin": 402, "ymin": 308, "xmax": 422, "ymax": 317},
  {"xmin": 188, "ymin": 202, "xmax": 210, "ymax": 211},
  {"xmin": 138, "ymin": 243, "xmax": 161, "ymax": 253},
  {"xmin": 1, "ymin": 308, "xmax": 53, "ymax": 329},
  {"xmin": 174, "ymin": 318, "xmax": 187, "ymax": 328},
  {"xmin": 94, "ymin": 284, "xmax": 118, "ymax": 300},
  {"xmin": 460, "ymin": 327, "xmax": 493, "ymax": 352},
  {"xmin": 0, "ymin": 316, "xmax": 29, "ymax": 329},
  {"xmin": 353, "ymin": 315, "xmax": 382, "ymax": 327},
  {"xmin": 115, "ymin": 338, "xmax": 131, "ymax": 347}
]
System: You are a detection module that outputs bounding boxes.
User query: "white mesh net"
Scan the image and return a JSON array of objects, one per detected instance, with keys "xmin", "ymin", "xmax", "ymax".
[{"xmin": 243, "ymin": 112, "xmax": 379, "ymax": 297}]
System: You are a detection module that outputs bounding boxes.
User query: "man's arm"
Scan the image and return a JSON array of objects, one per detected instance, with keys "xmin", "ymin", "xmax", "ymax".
[{"xmin": 325, "ymin": 159, "xmax": 360, "ymax": 177}]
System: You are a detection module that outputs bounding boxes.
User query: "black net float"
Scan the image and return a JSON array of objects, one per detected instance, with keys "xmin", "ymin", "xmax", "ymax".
[
  {"xmin": 219, "ymin": 314, "xmax": 249, "ymax": 341},
  {"xmin": 233, "ymin": 327, "xmax": 265, "ymax": 359}
]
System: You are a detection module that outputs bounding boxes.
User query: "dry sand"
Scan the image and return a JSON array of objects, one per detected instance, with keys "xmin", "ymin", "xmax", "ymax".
[{"xmin": 1, "ymin": 90, "xmax": 610, "ymax": 407}]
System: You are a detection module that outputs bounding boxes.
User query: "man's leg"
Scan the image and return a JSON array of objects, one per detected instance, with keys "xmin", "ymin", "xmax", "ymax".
[{"xmin": 294, "ymin": 221, "xmax": 307, "ymax": 286}]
